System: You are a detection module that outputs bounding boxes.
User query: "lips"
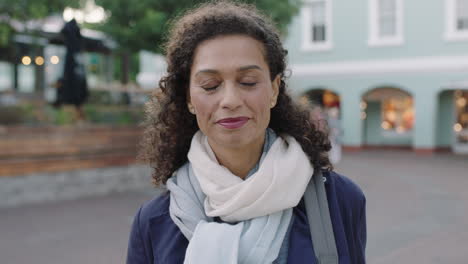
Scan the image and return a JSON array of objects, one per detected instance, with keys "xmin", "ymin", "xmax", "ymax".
[{"xmin": 217, "ymin": 117, "xmax": 249, "ymax": 129}]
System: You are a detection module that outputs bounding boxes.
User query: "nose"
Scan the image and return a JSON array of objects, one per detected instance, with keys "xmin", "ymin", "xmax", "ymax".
[{"xmin": 219, "ymin": 82, "xmax": 243, "ymax": 110}]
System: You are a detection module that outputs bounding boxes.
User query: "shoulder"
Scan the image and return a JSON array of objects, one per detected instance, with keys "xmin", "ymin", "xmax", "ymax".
[
  {"xmin": 323, "ymin": 170, "xmax": 366, "ymax": 210},
  {"xmin": 128, "ymin": 190, "xmax": 189, "ymax": 263},
  {"xmin": 130, "ymin": 190, "xmax": 171, "ymax": 243},
  {"xmin": 140, "ymin": 191, "xmax": 170, "ymax": 219},
  {"xmin": 137, "ymin": 162, "xmax": 191, "ymax": 221},
  {"xmin": 127, "ymin": 192, "xmax": 170, "ymax": 263},
  {"xmin": 326, "ymin": 171, "xmax": 365, "ymax": 197}
]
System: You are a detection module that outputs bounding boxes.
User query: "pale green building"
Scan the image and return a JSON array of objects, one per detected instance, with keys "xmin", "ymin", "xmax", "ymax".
[{"xmin": 284, "ymin": 0, "xmax": 468, "ymax": 154}]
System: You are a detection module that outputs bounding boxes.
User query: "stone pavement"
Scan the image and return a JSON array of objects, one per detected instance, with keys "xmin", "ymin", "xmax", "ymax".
[
  {"xmin": 0, "ymin": 189, "xmax": 162, "ymax": 264},
  {"xmin": 0, "ymin": 150, "xmax": 467, "ymax": 263},
  {"xmin": 335, "ymin": 150, "xmax": 468, "ymax": 264}
]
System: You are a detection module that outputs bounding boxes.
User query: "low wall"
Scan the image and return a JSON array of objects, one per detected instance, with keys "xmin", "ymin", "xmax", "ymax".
[
  {"xmin": 0, "ymin": 125, "xmax": 156, "ymax": 208},
  {"xmin": 0, "ymin": 125, "xmax": 142, "ymax": 176},
  {"xmin": 0, "ymin": 164, "xmax": 155, "ymax": 208}
]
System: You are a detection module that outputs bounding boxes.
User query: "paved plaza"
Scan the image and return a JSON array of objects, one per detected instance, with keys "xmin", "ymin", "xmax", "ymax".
[{"xmin": 0, "ymin": 150, "xmax": 467, "ymax": 263}]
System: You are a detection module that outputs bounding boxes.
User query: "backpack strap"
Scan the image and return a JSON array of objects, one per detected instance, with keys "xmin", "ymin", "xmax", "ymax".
[{"xmin": 303, "ymin": 170, "xmax": 339, "ymax": 264}]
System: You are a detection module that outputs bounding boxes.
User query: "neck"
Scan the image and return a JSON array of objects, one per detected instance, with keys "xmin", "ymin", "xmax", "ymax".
[{"xmin": 208, "ymin": 134, "xmax": 265, "ymax": 179}]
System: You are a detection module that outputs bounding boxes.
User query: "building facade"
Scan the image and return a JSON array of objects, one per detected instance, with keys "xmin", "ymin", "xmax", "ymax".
[{"xmin": 284, "ymin": 0, "xmax": 468, "ymax": 154}]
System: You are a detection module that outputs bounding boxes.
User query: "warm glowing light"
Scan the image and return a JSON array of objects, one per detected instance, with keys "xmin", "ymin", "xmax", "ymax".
[
  {"xmin": 361, "ymin": 112, "xmax": 367, "ymax": 120},
  {"xmin": 22, "ymin": 56, "xmax": 31, "ymax": 65},
  {"xmin": 50, "ymin": 56, "xmax": 60, "ymax": 64},
  {"xmin": 456, "ymin": 97, "xmax": 467, "ymax": 108},
  {"xmin": 360, "ymin": 101, "xmax": 367, "ymax": 110},
  {"xmin": 454, "ymin": 123, "xmax": 462, "ymax": 132},
  {"xmin": 385, "ymin": 111, "xmax": 397, "ymax": 122},
  {"xmin": 381, "ymin": 121, "xmax": 391, "ymax": 130},
  {"xmin": 35, "ymin": 56, "xmax": 44, "ymax": 66}
]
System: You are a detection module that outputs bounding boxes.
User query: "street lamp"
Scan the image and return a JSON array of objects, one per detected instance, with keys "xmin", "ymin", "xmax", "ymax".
[{"xmin": 22, "ymin": 56, "xmax": 31, "ymax": 65}]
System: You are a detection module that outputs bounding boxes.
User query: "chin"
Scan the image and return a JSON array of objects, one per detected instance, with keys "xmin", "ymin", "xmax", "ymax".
[{"xmin": 220, "ymin": 132, "xmax": 262, "ymax": 149}]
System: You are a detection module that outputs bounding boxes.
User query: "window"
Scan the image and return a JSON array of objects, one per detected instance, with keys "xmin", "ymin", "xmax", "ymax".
[
  {"xmin": 0, "ymin": 62, "xmax": 13, "ymax": 92},
  {"xmin": 381, "ymin": 97, "xmax": 414, "ymax": 134},
  {"xmin": 368, "ymin": 0, "xmax": 404, "ymax": 46},
  {"xmin": 301, "ymin": 0, "xmax": 333, "ymax": 51},
  {"xmin": 445, "ymin": 0, "xmax": 468, "ymax": 40},
  {"xmin": 457, "ymin": 0, "xmax": 468, "ymax": 30}
]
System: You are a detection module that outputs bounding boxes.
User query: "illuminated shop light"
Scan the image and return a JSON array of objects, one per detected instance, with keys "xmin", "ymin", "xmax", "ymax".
[
  {"xmin": 381, "ymin": 121, "xmax": 391, "ymax": 130},
  {"xmin": 35, "ymin": 56, "xmax": 44, "ymax": 66},
  {"xmin": 50, "ymin": 56, "xmax": 60, "ymax": 64},
  {"xmin": 360, "ymin": 112, "xmax": 367, "ymax": 120},
  {"xmin": 360, "ymin": 101, "xmax": 367, "ymax": 110},
  {"xmin": 456, "ymin": 97, "xmax": 467, "ymax": 108},
  {"xmin": 386, "ymin": 111, "xmax": 397, "ymax": 122},
  {"xmin": 22, "ymin": 56, "xmax": 31, "ymax": 65},
  {"xmin": 454, "ymin": 123, "xmax": 462, "ymax": 132}
]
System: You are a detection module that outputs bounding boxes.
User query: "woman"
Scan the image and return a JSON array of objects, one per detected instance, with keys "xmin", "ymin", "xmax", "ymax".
[{"xmin": 127, "ymin": 2, "xmax": 366, "ymax": 264}]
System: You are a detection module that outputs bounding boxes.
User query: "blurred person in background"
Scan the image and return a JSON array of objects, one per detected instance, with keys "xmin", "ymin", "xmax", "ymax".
[
  {"xmin": 127, "ymin": 2, "xmax": 366, "ymax": 264},
  {"xmin": 308, "ymin": 105, "xmax": 341, "ymax": 165},
  {"xmin": 53, "ymin": 19, "xmax": 88, "ymax": 122},
  {"xmin": 327, "ymin": 106, "xmax": 342, "ymax": 165},
  {"xmin": 308, "ymin": 104, "xmax": 328, "ymax": 133}
]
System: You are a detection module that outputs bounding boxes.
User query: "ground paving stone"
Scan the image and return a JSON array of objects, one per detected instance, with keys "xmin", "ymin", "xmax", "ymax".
[{"xmin": 0, "ymin": 150, "xmax": 467, "ymax": 263}]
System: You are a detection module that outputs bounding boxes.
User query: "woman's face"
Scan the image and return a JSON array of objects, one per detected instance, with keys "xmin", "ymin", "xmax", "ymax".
[{"xmin": 188, "ymin": 34, "xmax": 280, "ymax": 152}]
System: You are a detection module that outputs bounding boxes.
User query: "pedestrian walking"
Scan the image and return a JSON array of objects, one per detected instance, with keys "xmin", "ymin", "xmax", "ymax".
[
  {"xmin": 127, "ymin": 2, "xmax": 366, "ymax": 264},
  {"xmin": 327, "ymin": 106, "xmax": 342, "ymax": 165},
  {"xmin": 54, "ymin": 19, "xmax": 88, "ymax": 121}
]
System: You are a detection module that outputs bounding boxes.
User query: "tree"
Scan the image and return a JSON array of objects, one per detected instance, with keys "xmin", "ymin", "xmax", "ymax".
[
  {"xmin": 0, "ymin": 0, "xmax": 78, "ymax": 46},
  {"xmin": 93, "ymin": 0, "xmax": 301, "ymax": 83}
]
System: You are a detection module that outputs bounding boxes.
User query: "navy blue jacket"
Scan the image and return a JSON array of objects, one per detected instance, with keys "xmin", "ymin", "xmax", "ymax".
[{"xmin": 126, "ymin": 171, "xmax": 366, "ymax": 264}]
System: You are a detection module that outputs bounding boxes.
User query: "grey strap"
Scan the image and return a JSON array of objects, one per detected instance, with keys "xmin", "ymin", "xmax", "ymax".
[{"xmin": 303, "ymin": 170, "xmax": 339, "ymax": 264}]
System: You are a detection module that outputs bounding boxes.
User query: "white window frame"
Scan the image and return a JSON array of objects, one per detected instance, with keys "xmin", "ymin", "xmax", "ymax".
[
  {"xmin": 445, "ymin": 0, "xmax": 468, "ymax": 41},
  {"xmin": 301, "ymin": 0, "xmax": 333, "ymax": 52},
  {"xmin": 368, "ymin": 0, "xmax": 404, "ymax": 47}
]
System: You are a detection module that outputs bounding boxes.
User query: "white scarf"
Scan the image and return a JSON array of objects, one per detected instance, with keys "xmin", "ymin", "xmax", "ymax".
[
  {"xmin": 167, "ymin": 130, "xmax": 313, "ymax": 263},
  {"xmin": 188, "ymin": 130, "xmax": 314, "ymax": 222}
]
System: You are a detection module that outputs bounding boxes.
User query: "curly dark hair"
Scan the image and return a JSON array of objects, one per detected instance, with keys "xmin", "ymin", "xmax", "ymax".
[{"xmin": 139, "ymin": 1, "xmax": 332, "ymax": 186}]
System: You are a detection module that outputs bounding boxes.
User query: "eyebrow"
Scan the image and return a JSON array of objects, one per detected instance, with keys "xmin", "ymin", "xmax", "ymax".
[{"xmin": 195, "ymin": 65, "xmax": 263, "ymax": 76}]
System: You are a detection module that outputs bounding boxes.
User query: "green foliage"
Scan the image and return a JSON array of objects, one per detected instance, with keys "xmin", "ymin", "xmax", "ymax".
[
  {"xmin": 94, "ymin": 0, "xmax": 301, "ymax": 53},
  {"xmin": 53, "ymin": 107, "xmax": 75, "ymax": 125},
  {"xmin": 0, "ymin": 102, "xmax": 144, "ymax": 126},
  {"xmin": 82, "ymin": 104, "xmax": 144, "ymax": 125},
  {"xmin": 110, "ymin": 52, "xmax": 140, "ymax": 82},
  {"xmin": 0, "ymin": 0, "xmax": 78, "ymax": 46}
]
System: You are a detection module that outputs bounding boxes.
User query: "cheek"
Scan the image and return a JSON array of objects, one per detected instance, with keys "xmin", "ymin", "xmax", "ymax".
[
  {"xmin": 191, "ymin": 94, "xmax": 214, "ymax": 122},
  {"xmin": 250, "ymin": 88, "xmax": 273, "ymax": 121}
]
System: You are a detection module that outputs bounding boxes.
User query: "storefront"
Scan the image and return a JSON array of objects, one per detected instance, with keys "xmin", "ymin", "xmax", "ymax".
[
  {"xmin": 454, "ymin": 90, "xmax": 468, "ymax": 153},
  {"xmin": 362, "ymin": 87, "xmax": 414, "ymax": 147}
]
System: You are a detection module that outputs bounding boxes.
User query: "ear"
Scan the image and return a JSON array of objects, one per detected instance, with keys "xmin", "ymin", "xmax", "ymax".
[
  {"xmin": 186, "ymin": 90, "xmax": 196, "ymax": 114},
  {"xmin": 187, "ymin": 102, "xmax": 196, "ymax": 114},
  {"xmin": 270, "ymin": 75, "xmax": 281, "ymax": 108}
]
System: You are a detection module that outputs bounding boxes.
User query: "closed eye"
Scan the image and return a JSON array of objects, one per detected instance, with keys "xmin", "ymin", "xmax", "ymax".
[
  {"xmin": 202, "ymin": 85, "xmax": 219, "ymax": 91},
  {"xmin": 241, "ymin": 82, "xmax": 257, "ymax": 87}
]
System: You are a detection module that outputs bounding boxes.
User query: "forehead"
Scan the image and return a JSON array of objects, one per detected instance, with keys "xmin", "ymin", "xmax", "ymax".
[{"xmin": 191, "ymin": 34, "xmax": 268, "ymax": 74}]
